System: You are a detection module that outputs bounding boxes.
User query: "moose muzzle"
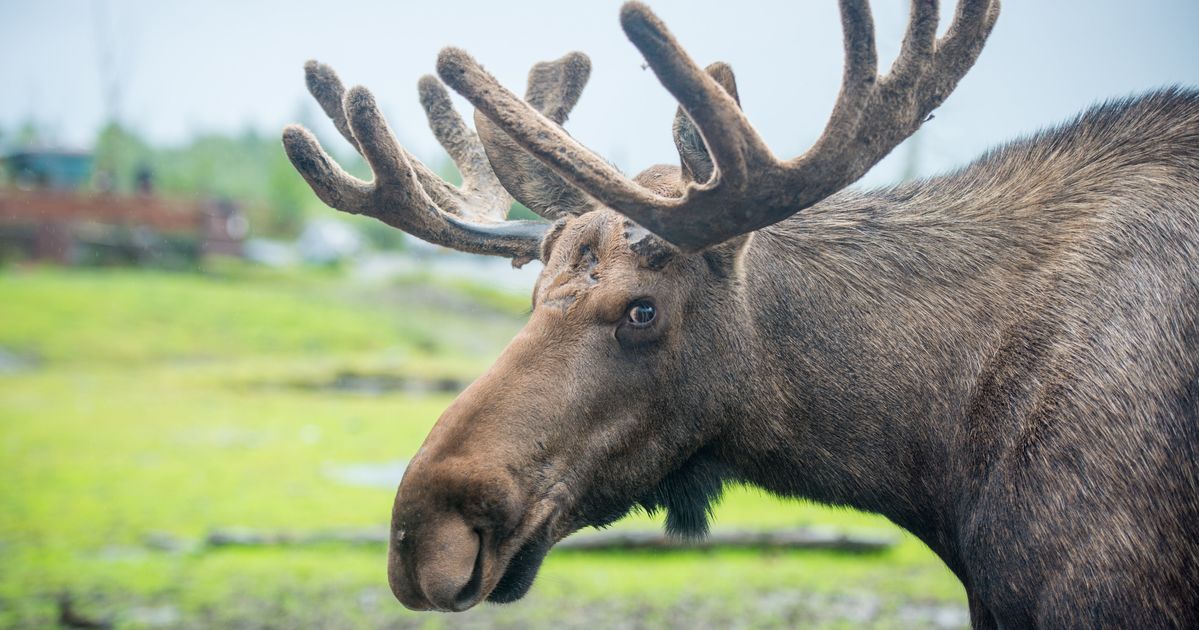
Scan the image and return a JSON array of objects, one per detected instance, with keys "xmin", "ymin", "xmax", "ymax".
[
  {"xmin": 388, "ymin": 509, "xmax": 484, "ymax": 611},
  {"xmin": 386, "ymin": 436, "xmax": 532, "ymax": 612}
]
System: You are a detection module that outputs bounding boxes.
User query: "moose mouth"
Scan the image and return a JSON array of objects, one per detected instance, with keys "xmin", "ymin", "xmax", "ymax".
[
  {"xmin": 477, "ymin": 459, "xmax": 724, "ymax": 606},
  {"xmin": 396, "ymin": 453, "xmax": 726, "ymax": 610},
  {"xmin": 446, "ymin": 513, "xmax": 558, "ymax": 609},
  {"xmin": 486, "ymin": 531, "xmax": 555, "ymax": 603},
  {"xmin": 480, "ymin": 495, "xmax": 570, "ymax": 605}
]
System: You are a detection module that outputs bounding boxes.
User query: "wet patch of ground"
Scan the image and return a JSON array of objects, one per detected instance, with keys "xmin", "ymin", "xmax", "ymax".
[
  {"xmin": 0, "ymin": 347, "xmax": 40, "ymax": 374},
  {"xmin": 322, "ymin": 460, "xmax": 408, "ymax": 489},
  {"xmin": 259, "ymin": 371, "xmax": 467, "ymax": 396},
  {"xmin": 29, "ymin": 587, "xmax": 969, "ymax": 629}
]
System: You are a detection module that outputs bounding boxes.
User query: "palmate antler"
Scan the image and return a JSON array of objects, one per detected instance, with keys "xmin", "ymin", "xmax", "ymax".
[
  {"xmin": 282, "ymin": 55, "xmax": 595, "ymax": 263},
  {"xmin": 437, "ymin": 0, "xmax": 1001, "ymax": 252}
]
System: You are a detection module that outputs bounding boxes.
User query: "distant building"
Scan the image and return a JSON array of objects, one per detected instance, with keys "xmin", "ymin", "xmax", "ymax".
[
  {"xmin": 4, "ymin": 150, "xmax": 94, "ymax": 190},
  {"xmin": 0, "ymin": 148, "xmax": 246, "ymax": 265}
]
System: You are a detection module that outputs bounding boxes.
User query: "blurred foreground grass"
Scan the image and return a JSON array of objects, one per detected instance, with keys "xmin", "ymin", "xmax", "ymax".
[{"xmin": 0, "ymin": 266, "xmax": 965, "ymax": 628}]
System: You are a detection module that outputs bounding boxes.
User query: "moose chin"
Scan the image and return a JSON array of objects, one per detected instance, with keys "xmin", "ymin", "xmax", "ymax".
[{"xmin": 283, "ymin": 1, "xmax": 1199, "ymax": 626}]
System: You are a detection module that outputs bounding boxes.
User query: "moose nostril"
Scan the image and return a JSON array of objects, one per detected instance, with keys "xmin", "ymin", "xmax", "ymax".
[
  {"xmin": 451, "ymin": 530, "xmax": 486, "ymax": 611},
  {"xmin": 415, "ymin": 517, "xmax": 486, "ymax": 611}
]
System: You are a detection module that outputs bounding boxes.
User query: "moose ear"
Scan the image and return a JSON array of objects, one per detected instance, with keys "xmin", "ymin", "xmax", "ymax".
[
  {"xmin": 702, "ymin": 233, "xmax": 753, "ymax": 279},
  {"xmin": 538, "ymin": 218, "xmax": 571, "ymax": 263},
  {"xmin": 673, "ymin": 62, "xmax": 740, "ymax": 186}
]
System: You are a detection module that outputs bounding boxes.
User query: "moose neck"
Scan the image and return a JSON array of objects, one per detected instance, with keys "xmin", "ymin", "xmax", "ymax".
[{"xmin": 716, "ymin": 181, "xmax": 1058, "ymax": 565}]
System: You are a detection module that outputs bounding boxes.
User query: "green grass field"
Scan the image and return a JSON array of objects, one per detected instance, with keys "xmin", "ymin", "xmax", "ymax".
[{"xmin": 0, "ymin": 266, "xmax": 966, "ymax": 628}]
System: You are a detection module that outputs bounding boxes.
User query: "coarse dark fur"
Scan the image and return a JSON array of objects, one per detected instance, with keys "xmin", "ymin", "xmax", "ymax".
[
  {"xmin": 282, "ymin": 6, "xmax": 1198, "ymax": 625},
  {"xmin": 662, "ymin": 88, "xmax": 1199, "ymax": 627},
  {"xmin": 382, "ymin": 89, "xmax": 1199, "ymax": 626}
]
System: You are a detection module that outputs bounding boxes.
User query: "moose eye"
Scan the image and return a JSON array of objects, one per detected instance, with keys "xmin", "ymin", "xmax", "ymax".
[{"xmin": 627, "ymin": 300, "xmax": 656, "ymax": 327}]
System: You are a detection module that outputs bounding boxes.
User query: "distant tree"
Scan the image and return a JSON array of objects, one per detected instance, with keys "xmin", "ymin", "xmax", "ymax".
[
  {"xmin": 92, "ymin": 122, "xmax": 151, "ymax": 192},
  {"xmin": 508, "ymin": 203, "xmax": 539, "ymax": 221},
  {"xmin": 0, "ymin": 128, "xmax": 7, "ymax": 184},
  {"xmin": 14, "ymin": 120, "xmax": 47, "ymax": 149}
]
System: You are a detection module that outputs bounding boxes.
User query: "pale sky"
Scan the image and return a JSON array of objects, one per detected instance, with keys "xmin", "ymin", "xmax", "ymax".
[{"xmin": 2, "ymin": 0, "xmax": 1197, "ymax": 187}]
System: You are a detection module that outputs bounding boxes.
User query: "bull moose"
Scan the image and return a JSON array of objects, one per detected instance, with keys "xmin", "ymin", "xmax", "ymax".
[{"xmin": 281, "ymin": 1, "xmax": 1199, "ymax": 626}]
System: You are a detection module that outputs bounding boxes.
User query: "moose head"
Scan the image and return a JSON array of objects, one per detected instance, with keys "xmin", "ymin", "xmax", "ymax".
[{"xmin": 283, "ymin": 0, "xmax": 999, "ymax": 612}]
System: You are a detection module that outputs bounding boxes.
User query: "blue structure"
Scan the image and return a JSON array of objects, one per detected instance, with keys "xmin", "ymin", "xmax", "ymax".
[{"xmin": 3, "ymin": 150, "xmax": 94, "ymax": 190}]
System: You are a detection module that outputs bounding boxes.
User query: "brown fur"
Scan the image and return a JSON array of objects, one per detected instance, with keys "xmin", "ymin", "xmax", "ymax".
[
  {"xmin": 282, "ymin": 3, "xmax": 1199, "ymax": 626},
  {"xmin": 385, "ymin": 89, "xmax": 1199, "ymax": 626}
]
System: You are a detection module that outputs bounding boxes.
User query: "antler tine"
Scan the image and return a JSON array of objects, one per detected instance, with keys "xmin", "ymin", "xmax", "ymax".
[
  {"xmin": 283, "ymin": 63, "xmax": 548, "ymax": 261},
  {"xmin": 525, "ymin": 52, "xmax": 590, "ymax": 124},
  {"xmin": 304, "ymin": 60, "xmax": 361, "ymax": 153},
  {"xmin": 930, "ymin": 0, "xmax": 1001, "ymax": 103},
  {"xmin": 674, "ymin": 62, "xmax": 741, "ymax": 186},
  {"xmin": 282, "ymin": 125, "xmax": 371, "ymax": 210},
  {"xmin": 619, "ymin": 3, "xmax": 775, "ymax": 189},
  {"xmin": 417, "ymin": 75, "xmax": 510, "ymax": 221},
  {"xmin": 887, "ymin": 0, "xmax": 939, "ymax": 91},
  {"xmin": 817, "ymin": 0, "xmax": 879, "ymax": 148},
  {"xmin": 343, "ymin": 87, "xmax": 418, "ymax": 188}
]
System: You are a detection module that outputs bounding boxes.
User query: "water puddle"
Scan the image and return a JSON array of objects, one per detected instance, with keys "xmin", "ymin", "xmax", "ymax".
[
  {"xmin": 0, "ymin": 347, "xmax": 40, "ymax": 374},
  {"xmin": 323, "ymin": 460, "xmax": 408, "ymax": 489},
  {"xmin": 262, "ymin": 371, "xmax": 466, "ymax": 396}
]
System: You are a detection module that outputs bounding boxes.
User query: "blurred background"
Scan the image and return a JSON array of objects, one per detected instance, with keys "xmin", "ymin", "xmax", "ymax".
[{"xmin": 1, "ymin": 1, "xmax": 1196, "ymax": 628}]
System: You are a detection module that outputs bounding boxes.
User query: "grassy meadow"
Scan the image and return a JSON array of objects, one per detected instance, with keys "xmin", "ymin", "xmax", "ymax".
[{"xmin": 0, "ymin": 265, "xmax": 966, "ymax": 628}]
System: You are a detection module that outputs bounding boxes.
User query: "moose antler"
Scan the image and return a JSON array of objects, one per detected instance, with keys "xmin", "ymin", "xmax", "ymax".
[
  {"xmin": 474, "ymin": 52, "xmax": 596, "ymax": 220},
  {"xmin": 437, "ymin": 0, "xmax": 1001, "ymax": 252},
  {"xmin": 282, "ymin": 62, "xmax": 550, "ymax": 261}
]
